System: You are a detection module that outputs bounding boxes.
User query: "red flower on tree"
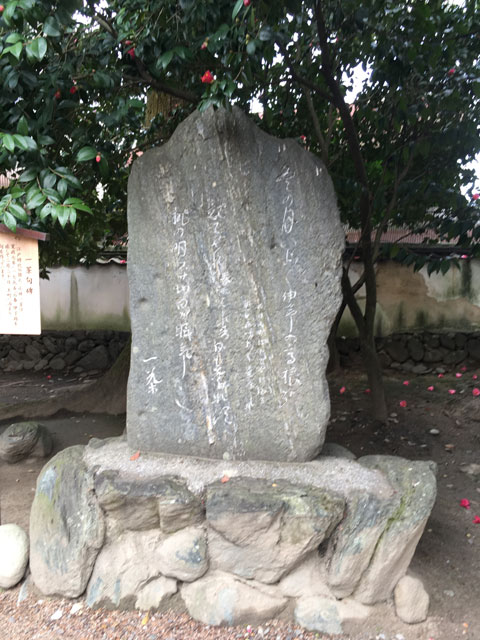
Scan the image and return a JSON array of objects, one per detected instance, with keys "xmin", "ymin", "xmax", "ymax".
[
  {"xmin": 447, "ymin": 67, "xmax": 455, "ymax": 76},
  {"xmin": 201, "ymin": 70, "xmax": 214, "ymax": 84},
  {"xmin": 69, "ymin": 85, "xmax": 78, "ymax": 95}
]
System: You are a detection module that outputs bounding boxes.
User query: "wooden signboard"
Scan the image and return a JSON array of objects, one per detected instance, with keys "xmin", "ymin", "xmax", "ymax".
[{"xmin": 0, "ymin": 226, "xmax": 46, "ymax": 335}]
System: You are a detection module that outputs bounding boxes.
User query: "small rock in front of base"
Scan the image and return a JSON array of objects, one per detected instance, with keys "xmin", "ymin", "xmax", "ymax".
[
  {"xmin": 294, "ymin": 596, "xmax": 343, "ymax": 635},
  {"xmin": 0, "ymin": 524, "xmax": 29, "ymax": 588},
  {"xmin": 181, "ymin": 570, "xmax": 287, "ymax": 626},
  {"xmin": 0, "ymin": 422, "xmax": 52, "ymax": 463},
  {"xmin": 394, "ymin": 574, "xmax": 429, "ymax": 623}
]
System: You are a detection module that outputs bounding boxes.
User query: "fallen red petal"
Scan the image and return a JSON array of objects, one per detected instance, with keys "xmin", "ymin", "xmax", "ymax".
[
  {"xmin": 399, "ymin": 400, "xmax": 407, "ymax": 408},
  {"xmin": 427, "ymin": 386, "xmax": 434, "ymax": 391},
  {"xmin": 448, "ymin": 389, "xmax": 456, "ymax": 395},
  {"xmin": 473, "ymin": 515, "xmax": 480, "ymax": 524},
  {"xmin": 130, "ymin": 450, "xmax": 140, "ymax": 461},
  {"xmin": 403, "ymin": 380, "xmax": 410, "ymax": 386},
  {"xmin": 460, "ymin": 498, "xmax": 471, "ymax": 509},
  {"xmin": 339, "ymin": 386, "xmax": 346, "ymax": 394}
]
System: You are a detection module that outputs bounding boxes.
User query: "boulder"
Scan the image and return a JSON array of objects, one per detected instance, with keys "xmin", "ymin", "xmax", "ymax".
[
  {"xmin": 319, "ymin": 442, "xmax": 356, "ymax": 460},
  {"xmin": 353, "ymin": 456, "xmax": 437, "ymax": 604},
  {"xmin": 93, "ymin": 471, "xmax": 204, "ymax": 539},
  {"xmin": 87, "ymin": 530, "xmax": 166, "ymax": 609},
  {"xmin": 0, "ymin": 524, "xmax": 29, "ymax": 588},
  {"xmin": 30, "ymin": 446, "xmax": 105, "ymax": 597},
  {"xmin": 181, "ymin": 571, "xmax": 287, "ymax": 626},
  {"xmin": 127, "ymin": 106, "xmax": 344, "ymax": 462},
  {"xmin": 278, "ymin": 552, "xmax": 333, "ymax": 598},
  {"xmin": 384, "ymin": 340, "xmax": 409, "ymax": 363},
  {"xmin": 206, "ymin": 478, "xmax": 344, "ymax": 583},
  {"xmin": 0, "ymin": 421, "xmax": 53, "ymax": 463},
  {"xmin": 76, "ymin": 345, "xmax": 110, "ymax": 371},
  {"xmin": 325, "ymin": 490, "xmax": 399, "ymax": 598},
  {"xmin": 294, "ymin": 596, "xmax": 343, "ymax": 635},
  {"xmin": 394, "ymin": 573, "xmax": 429, "ymax": 623},
  {"xmin": 135, "ymin": 576, "xmax": 178, "ymax": 611},
  {"xmin": 156, "ymin": 526, "xmax": 208, "ymax": 582}
]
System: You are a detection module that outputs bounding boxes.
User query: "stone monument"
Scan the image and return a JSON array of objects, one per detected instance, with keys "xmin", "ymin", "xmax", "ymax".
[
  {"xmin": 126, "ymin": 106, "xmax": 344, "ymax": 461},
  {"xmin": 27, "ymin": 108, "xmax": 437, "ymax": 635}
]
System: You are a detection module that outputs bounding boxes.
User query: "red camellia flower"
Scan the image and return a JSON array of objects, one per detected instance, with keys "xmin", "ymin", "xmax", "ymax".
[
  {"xmin": 427, "ymin": 386, "xmax": 434, "ymax": 391},
  {"xmin": 54, "ymin": 90, "xmax": 61, "ymax": 99},
  {"xmin": 339, "ymin": 386, "xmax": 346, "ymax": 394},
  {"xmin": 473, "ymin": 388, "xmax": 480, "ymax": 396},
  {"xmin": 95, "ymin": 155, "xmax": 101, "ymax": 163},
  {"xmin": 455, "ymin": 372, "xmax": 462, "ymax": 378},
  {"xmin": 399, "ymin": 400, "xmax": 407, "ymax": 408},
  {"xmin": 0, "ymin": 5, "xmax": 4, "ymax": 11},
  {"xmin": 473, "ymin": 515, "xmax": 480, "ymax": 524},
  {"xmin": 127, "ymin": 48, "xmax": 135, "ymax": 59},
  {"xmin": 201, "ymin": 40, "xmax": 208, "ymax": 50},
  {"xmin": 69, "ymin": 86, "xmax": 77, "ymax": 94},
  {"xmin": 460, "ymin": 498, "xmax": 471, "ymax": 509},
  {"xmin": 473, "ymin": 193, "xmax": 479, "ymax": 201},
  {"xmin": 438, "ymin": 373, "xmax": 444, "ymax": 378},
  {"xmin": 243, "ymin": 0, "xmax": 251, "ymax": 6},
  {"xmin": 448, "ymin": 389, "xmax": 456, "ymax": 395},
  {"xmin": 403, "ymin": 380, "xmax": 410, "ymax": 386},
  {"xmin": 447, "ymin": 67, "xmax": 455, "ymax": 76},
  {"xmin": 201, "ymin": 70, "xmax": 214, "ymax": 84},
  {"xmin": 364, "ymin": 388, "xmax": 371, "ymax": 394},
  {"xmin": 473, "ymin": 374, "xmax": 478, "ymax": 380}
]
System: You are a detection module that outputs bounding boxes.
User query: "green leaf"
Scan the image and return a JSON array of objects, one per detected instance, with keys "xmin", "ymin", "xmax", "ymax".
[
  {"xmin": 38, "ymin": 135, "xmax": 55, "ymax": 146},
  {"xmin": 64, "ymin": 198, "xmax": 92, "ymax": 213},
  {"xmin": 6, "ymin": 33, "xmax": 23, "ymax": 44},
  {"xmin": 158, "ymin": 50, "xmax": 174, "ymax": 70},
  {"xmin": 2, "ymin": 2, "xmax": 18, "ymax": 26},
  {"xmin": 57, "ymin": 178, "xmax": 68, "ymax": 198},
  {"xmin": 13, "ymin": 134, "xmax": 29, "ymax": 151},
  {"xmin": 54, "ymin": 167, "xmax": 81, "ymax": 189},
  {"xmin": 2, "ymin": 211, "xmax": 17, "ymax": 232},
  {"xmin": 76, "ymin": 146, "xmax": 97, "ymax": 162},
  {"xmin": 246, "ymin": 40, "xmax": 256, "ymax": 55},
  {"xmin": 16, "ymin": 115, "xmax": 28, "ymax": 135},
  {"xmin": 57, "ymin": 206, "xmax": 70, "ymax": 228},
  {"xmin": 232, "ymin": 0, "xmax": 243, "ymax": 20},
  {"xmin": 39, "ymin": 202, "xmax": 54, "ymax": 221},
  {"xmin": 43, "ymin": 17, "xmax": 61, "ymax": 38},
  {"xmin": 69, "ymin": 209, "xmax": 77, "ymax": 226},
  {"xmin": 26, "ymin": 189, "xmax": 46, "ymax": 209},
  {"xmin": 2, "ymin": 134, "xmax": 15, "ymax": 152},
  {"xmin": 3, "ymin": 42, "xmax": 23, "ymax": 60},
  {"xmin": 8, "ymin": 202, "xmax": 28, "ymax": 222},
  {"xmin": 42, "ymin": 173, "xmax": 56, "ymax": 189},
  {"xmin": 18, "ymin": 167, "xmax": 38, "ymax": 182}
]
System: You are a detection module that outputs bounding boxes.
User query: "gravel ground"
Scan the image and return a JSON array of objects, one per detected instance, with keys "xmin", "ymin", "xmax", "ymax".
[{"xmin": 0, "ymin": 586, "xmax": 362, "ymax": 640}]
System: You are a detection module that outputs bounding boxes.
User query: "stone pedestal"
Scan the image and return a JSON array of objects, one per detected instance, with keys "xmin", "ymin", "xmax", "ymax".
[{"xmin": 28, "ymin": 440, "xmax": 437, "ymax": 634}]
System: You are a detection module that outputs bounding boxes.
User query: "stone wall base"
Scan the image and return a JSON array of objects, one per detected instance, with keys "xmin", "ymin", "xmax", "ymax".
[{"xmin": 28, "ymin": 439, "xmax": 437, "ymax": 634}]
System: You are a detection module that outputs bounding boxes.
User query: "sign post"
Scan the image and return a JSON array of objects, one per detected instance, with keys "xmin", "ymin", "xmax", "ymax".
[{"xmin": 0, "ymin": 224, "xmax": 48, "ymax": 335}]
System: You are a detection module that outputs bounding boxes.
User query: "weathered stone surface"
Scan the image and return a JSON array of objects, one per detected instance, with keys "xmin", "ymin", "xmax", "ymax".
[
  {"xmin": 467, "ymin": 337, "xmax": 480, "ymax": 359},
  {"xmin": 77, "ymin": 345, "xmax": 110, "ymax": 371},
  {"xmin": 94, "ymin": 471, "xmax": 203, "ymax": 538},
  {"xmin": 30, "ymin": 446, "xmax": 105, "ymax": 597},
  {"xmin": 319, "ymin": 442, "xmax": 356, "ymax": 460},
  {"xmin": 127, "ymin": 106, "xmax": 344, "ymax": 462},
  {"xmin": 384, "ymin": 340, "xmax": 409, "ymax": 363},
  {"xmin": 294, "ymin": 596, "xmax": 342, "ymax": 635},
  {"xmin": 0, "ymin": 421, "xmax": 52, "ymax": 463},
  {"xmin": 407, "ymin": 337, "xmax": 424, "ymax": 362},
  {"xmin": 86, "ymin": 530, "xmax": 163, "ymax": 609},
  {"xmin": 394, "ymin": 574, "xmax": 429, "ymax": 623},
  {"xmin": 181, "ymin": 571, "xmax": 287, "ymax": 626},
  {"xmin": 206, "ymin": 479, "xmax": 344, "ymax": 583},
  {"xmin": 325, "ymin": 490, "xmax": 399, "ymax": 598},
  {"xmin": 0, "ymin": 524, "xmax": 29, "ymax": 588},
  {"xmin": 278, "ymin": 553, "xmax": 333, "ymax": 598},
  {"xmin": 157, "ymin": 526, "xmax": 208, "ymax": 582},
  {"xmin": 135, "ymin": 576, "xmax": 178, "ymax": 611},
  {"xmin": 353, "ymin": 456, "xmax": 437, "ymax": 604}
]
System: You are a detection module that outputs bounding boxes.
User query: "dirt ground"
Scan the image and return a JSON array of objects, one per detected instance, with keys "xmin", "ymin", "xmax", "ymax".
[{"xmin": 0, "ymin": 366, "xmax": 479, "ymax": 640}]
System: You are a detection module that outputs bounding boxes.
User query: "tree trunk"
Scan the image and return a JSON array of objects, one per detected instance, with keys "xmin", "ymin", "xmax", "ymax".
[
  {"xmin": 0, "ymin": 339, "xmax": 130, "ymax": 422},
  {"xmin": 327, "ymin": 300, "xmax": 346, "ymax": 373}
]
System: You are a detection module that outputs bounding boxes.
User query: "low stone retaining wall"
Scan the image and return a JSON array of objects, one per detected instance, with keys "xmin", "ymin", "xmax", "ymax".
[
  {"xmin": 0, "ymin": 331, "xmax": 130, "ymax": 374},
  {"xmin": 27, "ymin": 439, "xmax": 437, "ymax": 633},
  {"xmin": 337, "ymin": 331, "xmax": 480, "ymax": 373}
]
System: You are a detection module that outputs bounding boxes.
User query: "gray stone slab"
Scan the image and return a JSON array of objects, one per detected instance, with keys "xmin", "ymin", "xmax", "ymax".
[{"xmin": 126, "ymin": 106, "xmax": 344, "ymax": 461}]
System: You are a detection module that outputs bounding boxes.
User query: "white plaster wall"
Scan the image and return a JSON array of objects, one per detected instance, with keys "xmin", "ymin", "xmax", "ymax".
[
  {"xmin": 40, "ymin": 265, "xmax": 130, "ymax": 330},
  {"xmin": 39, "ymin": 260, "xmax": 480, "ymax": 336},
  {"xmin": 339, "ymin": 259, "xmax": 480, "ymax": 336}
]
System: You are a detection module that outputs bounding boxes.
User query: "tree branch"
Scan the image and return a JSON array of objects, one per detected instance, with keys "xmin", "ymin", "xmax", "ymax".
[{"xmin": 304, "ymin": 89, "xmax": 329, "ymax": 164}]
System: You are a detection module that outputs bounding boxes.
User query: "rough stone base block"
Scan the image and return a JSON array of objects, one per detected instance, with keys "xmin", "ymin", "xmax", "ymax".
[{"xmin": 28, "ymin": 439, "xmax": 437, "ymax": 634}]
